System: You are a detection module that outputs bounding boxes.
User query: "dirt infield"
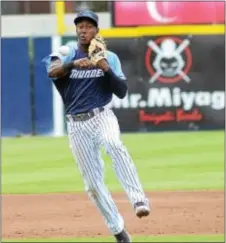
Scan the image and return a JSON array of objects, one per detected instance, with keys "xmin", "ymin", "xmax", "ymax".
[{"xmin": 2, "ymin": 190, "xmax": 224, "ymax": 239}]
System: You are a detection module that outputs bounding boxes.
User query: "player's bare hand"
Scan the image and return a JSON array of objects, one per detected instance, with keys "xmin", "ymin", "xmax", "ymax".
[
  {"xmin": 48, "ymin": 59, "xmax": 67, "ymax": 78},
  {"xmin": 73, "ymin": 58, "xmax": 94, "ymax": 69}
]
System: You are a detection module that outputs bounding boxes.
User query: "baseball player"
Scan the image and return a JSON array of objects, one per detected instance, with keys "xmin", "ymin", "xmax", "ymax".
[{"xmin": 43, "ymin": 10, "xmax": 150, "ymax": 243}]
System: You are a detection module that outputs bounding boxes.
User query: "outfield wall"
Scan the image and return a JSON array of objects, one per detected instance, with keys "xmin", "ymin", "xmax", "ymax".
[
  {"xmin": 1, "ymin": 25, "xmax": 225, "ymax": 136},
  {"xmin": 2, "ymin": 13, "xmax": 111, "ymax": 37}
]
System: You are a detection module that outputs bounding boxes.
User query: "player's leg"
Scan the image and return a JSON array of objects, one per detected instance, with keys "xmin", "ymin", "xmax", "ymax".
[
  {"xmin": 98, "ymin": 108, "xmax": 150, "ymax": 218},
  {"xmin": 66, "ymin": 119, "xmax": 129, "ymax": 240}
]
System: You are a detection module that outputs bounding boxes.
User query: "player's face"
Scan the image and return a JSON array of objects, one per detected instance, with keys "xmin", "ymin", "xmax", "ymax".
[{"xmin": 76, "ymin": 19, "xmax": 98, "ymax": 45}]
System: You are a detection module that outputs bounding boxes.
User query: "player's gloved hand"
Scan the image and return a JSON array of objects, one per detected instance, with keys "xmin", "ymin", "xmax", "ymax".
[
  {"xmin": 88, "ymin": 34, "xmax": 107, "ymax": 66},
  {"xmin": 96, "ymin": 59, "xmax": 109, "ymax": 72},
  {"xmin": 73, "ymin": 58, "xmax": 94, "ymax": 69}
]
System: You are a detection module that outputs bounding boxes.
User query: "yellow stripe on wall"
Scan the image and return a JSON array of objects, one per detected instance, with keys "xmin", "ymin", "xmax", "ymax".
[
  {"xmin": 99, "ymin": 25, "xmax": 225, "ymax": 38},
  {"xmin": 56, "ymin": 1, "xmax": 66, "ymax": 35}
]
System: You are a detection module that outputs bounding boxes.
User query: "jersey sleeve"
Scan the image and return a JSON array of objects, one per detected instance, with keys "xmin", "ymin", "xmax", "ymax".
[
  {"xmin": 107, "ymin": 51, "xmax": 126, "ymax": 80},
  {"xmin": 42, "ymin": 43, "xmax": 76, "ymax": 75}
]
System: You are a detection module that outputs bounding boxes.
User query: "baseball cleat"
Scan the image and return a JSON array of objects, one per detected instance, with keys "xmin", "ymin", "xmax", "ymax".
[
  {"xmin": 134, "ymin": 202, "xmax": 150, "ymax": 218},
  {"xmin": 114, "ymin": 229, "xmax": 132, "ymax": 242}
]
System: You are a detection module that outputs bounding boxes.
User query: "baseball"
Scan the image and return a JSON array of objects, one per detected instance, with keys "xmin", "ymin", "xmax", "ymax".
[{"xmin": 58, "ymin": 45, "xmax": 70, "ymax": 56}]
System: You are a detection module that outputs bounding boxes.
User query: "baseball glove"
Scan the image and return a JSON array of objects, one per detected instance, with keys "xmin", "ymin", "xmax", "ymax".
[{"xmin": 88, "ymin": 34, "xmax": 107, "ymax": 65}]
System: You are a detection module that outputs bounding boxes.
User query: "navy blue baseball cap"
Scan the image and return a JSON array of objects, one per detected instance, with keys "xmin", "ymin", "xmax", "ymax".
[{"xmin": 74, "ymin": 10, "xmax": 99, "ymax": 27}]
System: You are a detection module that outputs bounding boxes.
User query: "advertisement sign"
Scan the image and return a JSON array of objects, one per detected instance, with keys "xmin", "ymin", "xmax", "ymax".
[
  {"xmin": 112, "ymin": 1, "xmax": 225, "ymax": 27},
  {"xmin": 61, "ymin": 35, "xmax": 225, "ymax": 131},
  {"xmin": 106, "ymin": 35, "xmax": 225, "ymax": 131}
]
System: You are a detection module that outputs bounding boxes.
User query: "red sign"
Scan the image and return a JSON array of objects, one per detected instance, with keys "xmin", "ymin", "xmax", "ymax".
[
  {"xmin": 139, "ymin": 109, "xmax": 203, "ymax": 125},
  {"xmin": 113, "ymin": 1, "xmax": 225, "ymax": 26}
]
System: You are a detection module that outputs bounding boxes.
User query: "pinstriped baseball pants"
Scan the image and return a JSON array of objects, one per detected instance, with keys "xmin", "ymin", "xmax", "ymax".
[{"xmin": 67, "ymin": 107, "xmax": 148, "ymax": 235}]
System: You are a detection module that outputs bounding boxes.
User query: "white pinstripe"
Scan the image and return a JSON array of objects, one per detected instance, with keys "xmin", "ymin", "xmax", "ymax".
[{"xmin": 67, "ymin": 107, "xmax": 148, "ymax": 235}]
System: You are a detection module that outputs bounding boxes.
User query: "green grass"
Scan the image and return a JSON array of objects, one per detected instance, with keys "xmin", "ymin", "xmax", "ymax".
[
  {"xmin": 2, "ymin": 131, "xmax": 224, "ymax": 242},
  {"xmin": 2, "ymin": 234, "xmax": 224, "ymax": 242},
  {"xmin": 2, "ymin": 131, "xmax": 224, "ymax": 194}
]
